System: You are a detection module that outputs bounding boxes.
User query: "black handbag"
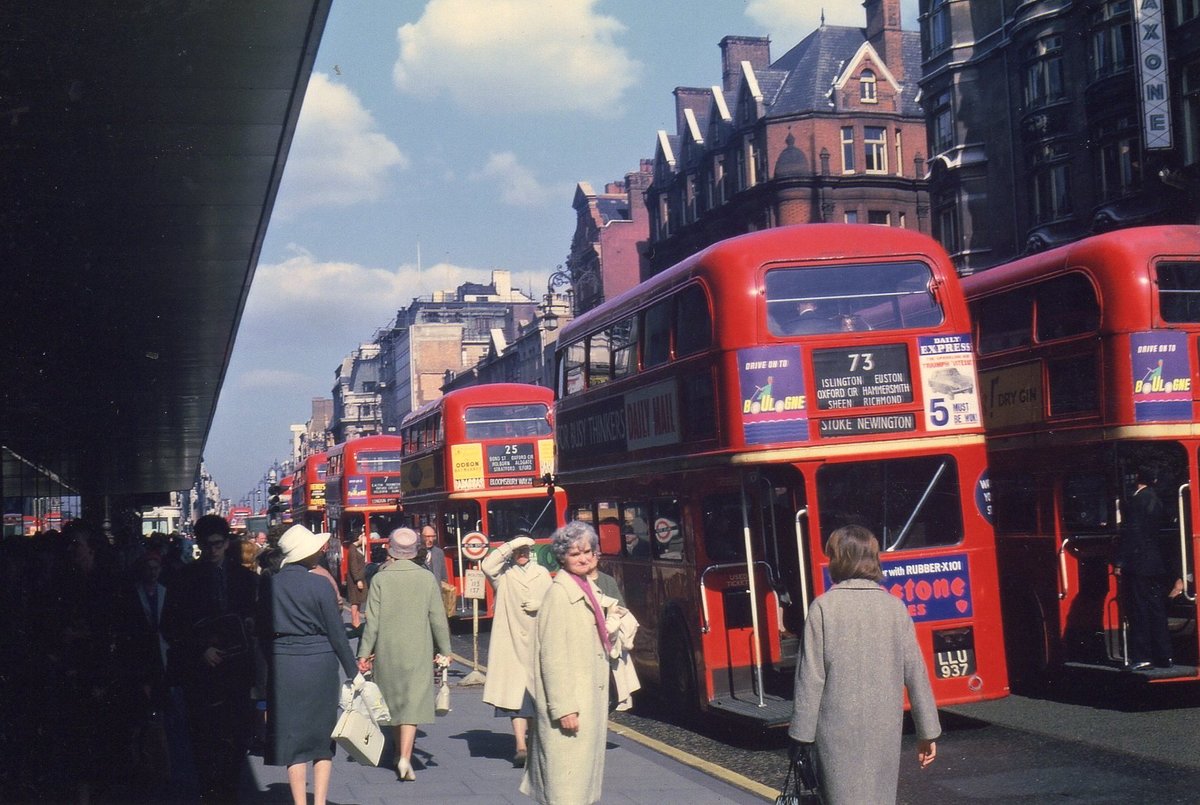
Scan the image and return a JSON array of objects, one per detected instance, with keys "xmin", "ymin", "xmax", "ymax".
[{"xmin": 775, "ymin": 742, "xmax": 823, "ymax": 805}]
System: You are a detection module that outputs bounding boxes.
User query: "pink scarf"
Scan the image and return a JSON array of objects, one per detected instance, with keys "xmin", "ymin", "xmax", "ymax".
[{"xmin": 570, "ymin": 573, "xmax": 612, "ymax": 656}]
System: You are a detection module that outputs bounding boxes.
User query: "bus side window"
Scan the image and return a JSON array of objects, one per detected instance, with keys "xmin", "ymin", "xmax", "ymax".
[
  {"xmin": 643, "ymin": 299, "xmax": 671, "ymax": 368},
  {"xmin": 588, "ymin": 332, "xmax": 612, "ymax": 387},
  {"xmin": 701, "ymin": 493, "xmax": 744, "ymax": 563},
  {"xmin": 622, "ymin": 503, "xmax": 651, "ymax": 558},
  {"xmin": 973, "ymin": 288, "xmax": 1033, "ymax": 354},
  {"xmin": 674, "ymin": 284, "xmax": 712, "ymax": 357},
  {"xmin": 652, "ymin": 500, "xmax": 684, "ymax": 561},
  {"xmin": 597, "ymin": 502, "xmax": 622, "ymax": 555}
]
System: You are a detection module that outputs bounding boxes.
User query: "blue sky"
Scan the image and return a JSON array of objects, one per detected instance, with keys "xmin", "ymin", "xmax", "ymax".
[{"xmin": 205, "ymin": 0, "xmax": 921, "ymax": 501}]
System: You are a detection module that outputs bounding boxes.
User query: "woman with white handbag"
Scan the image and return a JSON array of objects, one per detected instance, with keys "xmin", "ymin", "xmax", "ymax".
[
  {"xmin": 356, "ymin": 527, "xmax": 452, "ymax": 782},
  {"xmin": 262, "ymin": 525, "xmax": 360, "ymax": 805}
]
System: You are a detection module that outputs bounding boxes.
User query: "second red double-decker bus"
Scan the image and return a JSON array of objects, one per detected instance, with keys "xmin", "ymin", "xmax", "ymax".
[
  {"xmin": 399, "ymin": 384, "xmax": 565, "ymax": 616},
  {"xmin": 963, "ymin": 225, "xmax": 1200, "ymax": 686},
  {"xmin": 553, "ymin": 224, "xmax": 1008, "ymax": 724},
  {"xmin": 324, "ymin": 435, "xmax": 405, "ymax": 584},
  {"xmin": 290, "ymin": 451, "xmax": 329, "ymax": 533}
]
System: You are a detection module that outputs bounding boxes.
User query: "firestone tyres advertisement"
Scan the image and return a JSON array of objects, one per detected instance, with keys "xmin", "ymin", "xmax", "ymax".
[
  {"xmin": 821, "ymin": 553, "xmax": 973, "ymax": 623},
  {"xmin": 1131, "ymin": 331, "xmax": 1192, "ymax": 421},
  {"xmin": 737, "ymin": 345, "xmax": 808, "ymax": 445}
]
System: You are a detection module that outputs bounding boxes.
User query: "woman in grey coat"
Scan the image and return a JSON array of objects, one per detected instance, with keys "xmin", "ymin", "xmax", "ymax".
[
  {"xmin": 788, "ymin": 525, "xmax": 940, "ymax": 804},
  {"xmin": 357, "ymin": 527, "xmax": 452, "ymax": 782},
  {"xmin": 264, "ymin": 525, "xmax": 359, "ymax": 805}
]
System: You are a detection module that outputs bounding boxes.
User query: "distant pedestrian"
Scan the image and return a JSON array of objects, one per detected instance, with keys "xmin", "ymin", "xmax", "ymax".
[
  {"xmin": 788, "ymin": 525, "xmax": 939, "ymax": 804},
  {"xmin": 356, "ymin": 527, "xmax": 452, "ymax": 782},
  {"xmin": 481, "ymin": 532, "xmax": 552, "ymax": 768},
  {"xmin": 262, "ymin": 525, "xmax": 360, "ymax": 805},
  {"xmin": 1116, "ymin": 466, "xmax": 1174, "ymax": 669},
  {"xmin": 420, "ymin": 524, "xmax": 449, "ymax": 585},
  {"xmin": 346, "ymin": 530, "xmax": 368, "ymax": 628}
]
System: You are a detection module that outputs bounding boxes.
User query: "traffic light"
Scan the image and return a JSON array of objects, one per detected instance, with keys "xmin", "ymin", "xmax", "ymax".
[{"xmin": 268, "ymin": 483, "xmax": 286, "ymax": 517}]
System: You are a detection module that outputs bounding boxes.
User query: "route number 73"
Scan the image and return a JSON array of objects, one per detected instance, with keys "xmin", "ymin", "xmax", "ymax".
[{"xmin": 848, "ymin": 352, "xmax": 874, "ymax": 371}]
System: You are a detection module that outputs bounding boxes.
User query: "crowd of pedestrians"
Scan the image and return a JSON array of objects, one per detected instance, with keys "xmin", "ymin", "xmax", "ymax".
[{"xmin": 0, "ymin": 511, "xmax": 635, "ymax": 805}]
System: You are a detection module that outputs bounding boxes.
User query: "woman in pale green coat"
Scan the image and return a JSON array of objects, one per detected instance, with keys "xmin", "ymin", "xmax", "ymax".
[
  {"xmin": 520, "ymin": 522, "xmax": 613, "ymax": 805},
  {"xmin": 357, "ymin": 528, "xmax": 451, "ymax": 782}
]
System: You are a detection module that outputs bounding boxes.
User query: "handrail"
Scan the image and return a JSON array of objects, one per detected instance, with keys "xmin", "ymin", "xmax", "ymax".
[
  {"xmin": 739, "ymin": 480, "xmax": 766, "ymax": 707},
  {"xmin": 1178, "ymin": 483, "xmax": 1195, "ymax": 603},
  {"xmin": 698, "ymin": 561, "xmax": 777, "ymax": 634},
  {"xmin": 1057, "ymin": 536, "xmax": 1071, "ymax": 600},
  {"xmin": 795, "ymin": 508, "xmax": 811, "ymax": 622}
]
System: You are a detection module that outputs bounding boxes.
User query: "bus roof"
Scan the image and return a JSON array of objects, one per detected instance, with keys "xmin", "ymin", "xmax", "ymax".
[
  {"xmin": 326, "ymin": 434, "xmax": 403, "ymax": 461},
  {"xmin": 963, "ymin": 225, "xmax": 1200, "ymax": 305},
  {"xmin": 559, "ymin": 224, "xmax": 956, "ymax": 344},
  {"xmin": 401, "ymin": 383, "xmax": 553, "ymax": 427}
]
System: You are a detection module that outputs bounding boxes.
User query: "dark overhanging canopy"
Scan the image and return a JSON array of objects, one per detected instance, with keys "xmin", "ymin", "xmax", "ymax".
[{"xmin": 1, "ymin": 1, "xmax": 332, "ymax": 498}]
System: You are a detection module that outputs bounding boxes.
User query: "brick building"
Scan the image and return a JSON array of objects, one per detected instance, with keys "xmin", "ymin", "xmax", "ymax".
[
  {"xmin": 919, "ymin": 0, "xmax": 1200, "ymax": 274},
  {"xmin": 567, "ymin": 162, "xmax": 653, "ymax": 314},
  {"xmin": 645, "ymin": 0, "xmax": 929, "ymax": 276}
]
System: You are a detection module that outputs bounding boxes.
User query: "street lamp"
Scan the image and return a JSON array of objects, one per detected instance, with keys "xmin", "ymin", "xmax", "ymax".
[{"xmin": 542, "ymin": 265, "xmax": 573, "ymax": 332}]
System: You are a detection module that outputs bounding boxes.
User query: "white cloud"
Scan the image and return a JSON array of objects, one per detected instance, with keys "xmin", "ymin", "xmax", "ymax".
[
  {"xmin": 275, "ymin": 73, "xmax": 408, "ymax": 218},
  {"xmin": 472, "ymin": 152, "xmax": 570, "ymax": 207},
  {"xmin": 746, "ymin": 0, "xmax": 920, "ymax": 49},
  {"xmin": 245, "ymin": 247, "xmax": 550, "ymax": 342},
  {"xmin": 393, "ymin": 0, "xmax": 640, "ymax": 116}
]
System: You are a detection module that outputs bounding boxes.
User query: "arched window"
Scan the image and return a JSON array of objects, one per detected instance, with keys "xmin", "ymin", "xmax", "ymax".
[{"xmin": 860, "ymin": 70, "xmax": 877, "ymax": 103}]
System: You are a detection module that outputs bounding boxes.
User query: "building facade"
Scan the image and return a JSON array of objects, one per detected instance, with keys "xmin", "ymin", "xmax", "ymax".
[
  {"xmin": 330, "ymin": 343, "xmax": 383, "ymax": 443},
  {"xmin": 375, "ymin": 270, "xmax": 538, "ymax": 430},
  {"xmin": 567, "ymin": 163, "xmax": 653, "ymax": 314},
  {"xmin": 919, "ymin": 0, "xmax": 1200, "ymax": 274},
  {"xmin": 645, "ymin": 0, "xmax": 930, "ymax": 275}
]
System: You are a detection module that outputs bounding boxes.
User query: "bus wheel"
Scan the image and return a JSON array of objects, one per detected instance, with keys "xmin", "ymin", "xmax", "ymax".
[{"xmin": 659, "ymin": 627, "xmax": 698, "ymax": 724}]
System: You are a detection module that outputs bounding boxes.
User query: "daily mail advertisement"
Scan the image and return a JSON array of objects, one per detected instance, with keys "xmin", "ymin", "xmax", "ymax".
[{"xmin": 918, "ymin": 334, "xmax": 981, "ymax": 431}]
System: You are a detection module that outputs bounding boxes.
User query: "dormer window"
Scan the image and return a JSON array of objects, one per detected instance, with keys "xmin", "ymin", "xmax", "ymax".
[{"xmin": 860, "ymin": 70, "xmax": 878, "ymax": 103}]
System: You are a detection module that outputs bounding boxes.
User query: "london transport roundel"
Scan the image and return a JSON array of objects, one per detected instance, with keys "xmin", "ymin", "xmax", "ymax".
[{"xmin": 461, "ymin": 531, "xmax": 489, "ymax": 560}]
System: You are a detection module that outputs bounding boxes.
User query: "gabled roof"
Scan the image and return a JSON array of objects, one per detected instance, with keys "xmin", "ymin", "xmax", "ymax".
[{"xmin": 767, "ymin": 25, "xmax": 923, "ymax": 117}]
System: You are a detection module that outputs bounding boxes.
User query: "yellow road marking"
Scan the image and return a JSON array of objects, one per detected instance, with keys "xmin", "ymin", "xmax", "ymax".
[{"xmin": 448, "ymin": 651, "xmax": 779, "ymax": 802}]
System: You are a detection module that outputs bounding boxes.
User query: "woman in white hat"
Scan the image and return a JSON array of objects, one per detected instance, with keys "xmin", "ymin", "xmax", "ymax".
[
  {"xmin": 357, "ymin": 527, "xmax": 452, "ymax": 782},
  {"xmin": 263, "ymin": 524, "xmax": 360, "ymax": 805}
]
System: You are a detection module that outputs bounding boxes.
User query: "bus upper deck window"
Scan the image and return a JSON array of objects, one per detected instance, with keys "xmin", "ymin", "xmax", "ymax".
[
  {"xmin": 674, "ymin": 285, "xmax": 712, "ymax": 357},
  {"xmin": 765, "ymin": 261, "xmax": 942, "ymax": 336},
  {"xmin": 1158, "ymin": 261, "xmax": 1200, "ymax": 322}
]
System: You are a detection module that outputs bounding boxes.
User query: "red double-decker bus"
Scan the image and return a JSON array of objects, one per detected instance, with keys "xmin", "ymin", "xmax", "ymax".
[
  {"xmin": 399, "ymin": 383, "xmax": 565, "ymax": 616},
  {"xmin": 553, "ymin": 224, "xmax": 1008, "ymax": 724},
  {"xmin": 324, "ymin": 435, "xmax": 405, "ymax": 584},
  {"xmin": 963, "ymin": 225, "xmax": 1200, "ymax": 686},
  {"xmin": 290, "ymin": 451, "xmax": 329, "ymax": 533}
]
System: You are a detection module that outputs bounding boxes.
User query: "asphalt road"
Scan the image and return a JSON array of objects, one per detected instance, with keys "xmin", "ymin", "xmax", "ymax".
[{"xmin": 450, "ymin": 626, "xmax": 1200, "ymax": 803}]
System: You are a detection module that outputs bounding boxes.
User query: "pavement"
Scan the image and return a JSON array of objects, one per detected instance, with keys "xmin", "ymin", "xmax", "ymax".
[{"xmin": 239, "ymin": 657, "xmax": 771, "ymax": 804}]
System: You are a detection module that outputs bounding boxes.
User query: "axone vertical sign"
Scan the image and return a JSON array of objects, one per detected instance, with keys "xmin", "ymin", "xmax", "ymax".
[{"xmin": 1135, "ymin": 0, "xmax": 1172, "ymax": 149}]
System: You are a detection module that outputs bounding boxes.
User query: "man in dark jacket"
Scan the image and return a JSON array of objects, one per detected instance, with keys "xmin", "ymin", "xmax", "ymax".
[
  {"xmin": 1115, "ymin": 467, "xmax": 1173, "ymax": 670},
  {"xmin": 161, "ymin": 514, "xmax": 258, "ymax": 801}
]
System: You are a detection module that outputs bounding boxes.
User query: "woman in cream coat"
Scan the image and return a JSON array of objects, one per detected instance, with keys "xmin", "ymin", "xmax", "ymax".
[
  {"xmin": 520, "ymin": 521, "xmax": 612, "ymax": 805},
  {"xmin": 481, "ymin": 531, "xmax": 552, "ymax": 767}
]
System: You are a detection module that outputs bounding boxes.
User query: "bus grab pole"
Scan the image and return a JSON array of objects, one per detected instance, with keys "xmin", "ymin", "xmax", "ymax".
[
  {"xmin": 456, "ymin": 526, "xmax": 466, "ymax": 614},
  {"xmin": 739, "ymin": 478, "xmax": 766, "ymax": 707}
]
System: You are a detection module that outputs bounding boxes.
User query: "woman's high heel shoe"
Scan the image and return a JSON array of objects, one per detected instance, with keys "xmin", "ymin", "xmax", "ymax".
[{"xmin": 396, "ymin": 757, "xmax": 416, "ymax": 781}]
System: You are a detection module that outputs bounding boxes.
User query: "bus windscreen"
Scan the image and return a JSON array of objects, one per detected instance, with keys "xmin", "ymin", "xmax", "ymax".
[
  {"xmin": 766, "ymin": 260, "xmax": 943, "ymax": 335},
  {"xmin": 464, "ymin": 403, "xmax": 551, "ymax": 439}
]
